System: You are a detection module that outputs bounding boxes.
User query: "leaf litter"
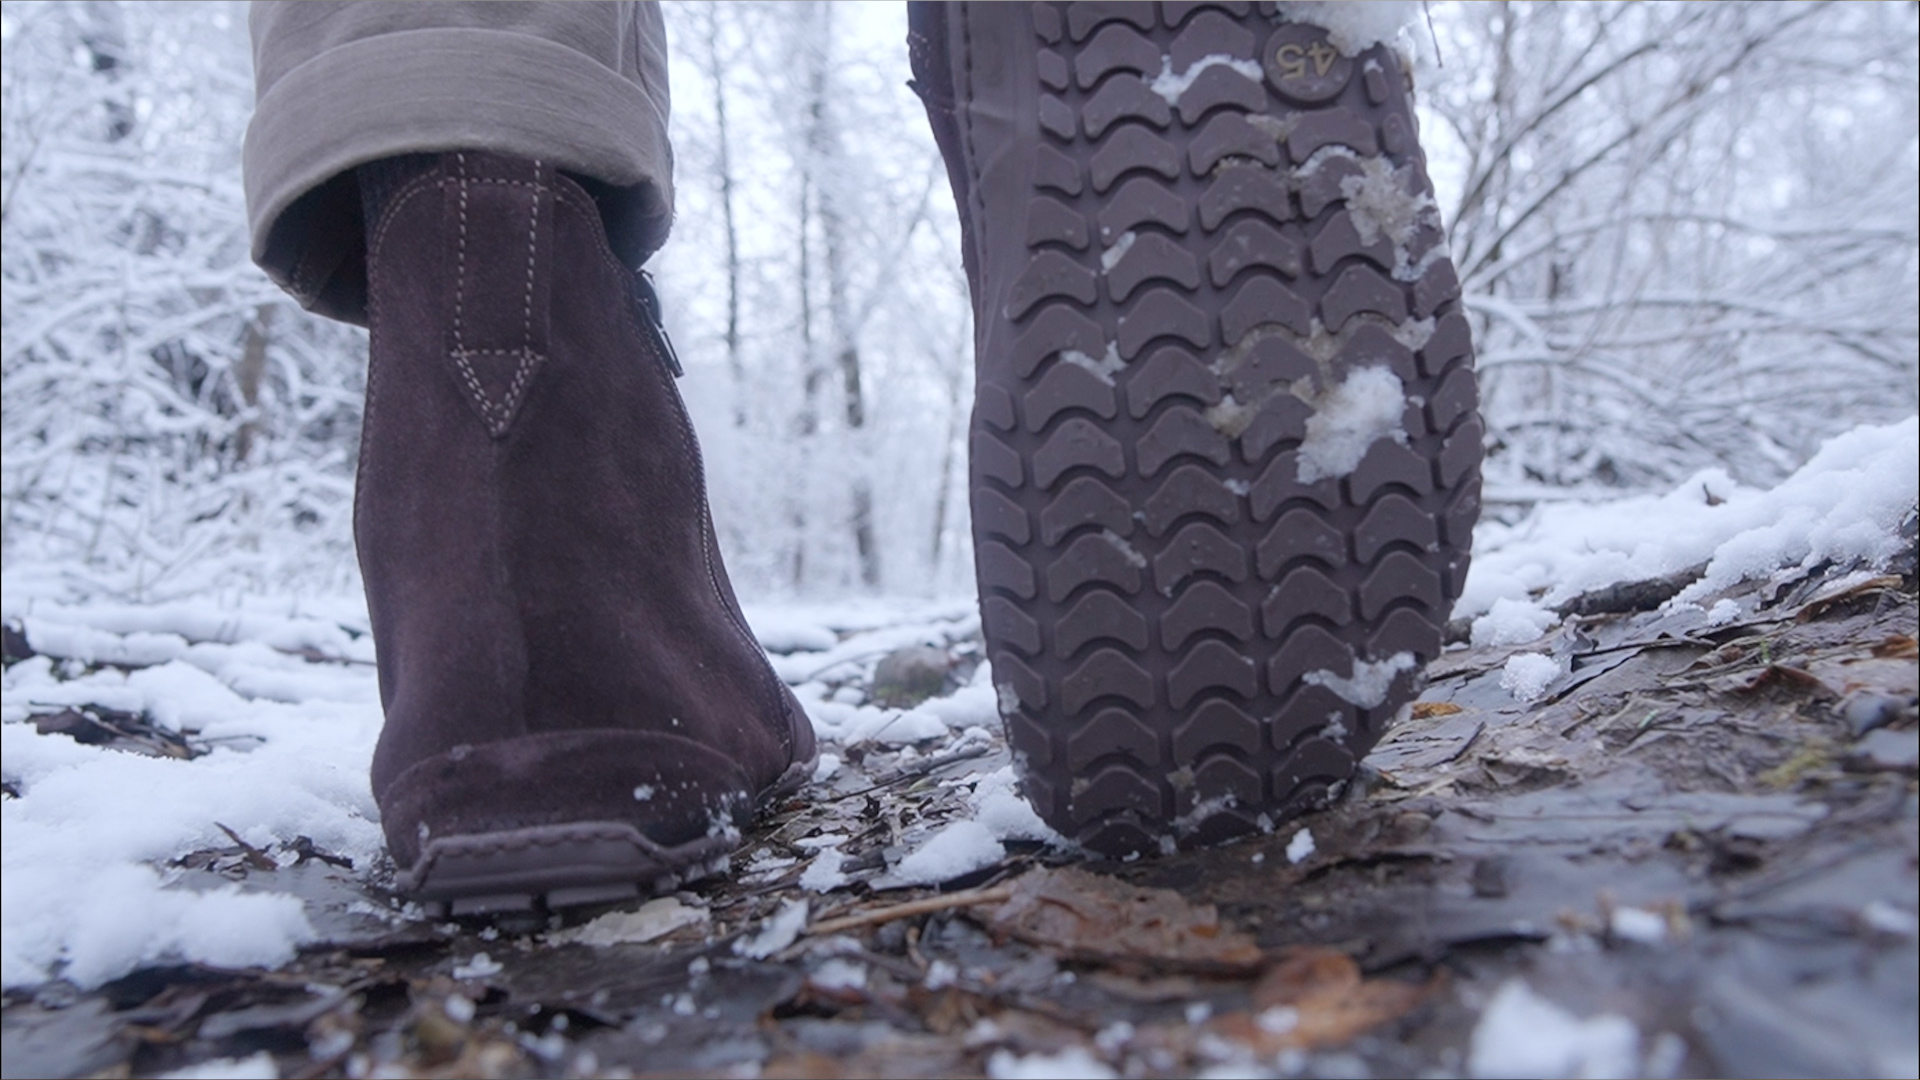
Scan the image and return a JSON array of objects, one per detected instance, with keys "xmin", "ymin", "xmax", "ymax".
[{"xmin": 3, "ymin": 434, "xmax": 1916, "ymax": 1078}]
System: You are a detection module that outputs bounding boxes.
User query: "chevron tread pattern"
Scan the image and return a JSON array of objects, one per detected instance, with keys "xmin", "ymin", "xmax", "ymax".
[{"xmin": 972, "ymin": 1, "xmax": 1481, "ymax": 856}]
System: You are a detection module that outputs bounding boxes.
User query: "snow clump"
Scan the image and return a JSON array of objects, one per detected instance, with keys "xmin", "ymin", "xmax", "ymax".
[
  {"xmin": 1286, "ymin": 828, "xmax": 1316, "ymax": 863},
  {"xmin": 987, "ymin": 1046, "xmax": 1118, "ymax": 1080},
  {"xmin": 1500, "ymin": 653, "xmax": 1562, "ymax": 704},
  {"xmin": 158, "ymin": 1051, "xmax": 282, "ymax": 1079},
  {"xmin": 893, "ymin": 820, "xmax": 1005, "ymax": 886},
  {"xmin": 1303, "ymin": 651, "xmax": 1417, "ymax": 709},
  {"xmin": 1461, "ymin": 416, "xmax": 1918, "ymax": 619},
  {"xmin": 1471, "ymin": 597, "xmax": 1558, "ymax": 649},
  {"xmin": 1296, "ymin": 366, "xmax": 1407, "ymax": 483},
  {"xmin": 1282, "ymin": 1, "xmax": 1422, "ymax": 54},
  {"xmin": 734, "ymin": 898, "xmax": 808, "ymax": 959},
  {"xmin": 1468, "ymin": 979, "xmax": 1641, "ymax": 1079},
  {"xmin": 1148, "ymin": 54, "xmax": 1265, "ymax": 106},
  {"xmin": 968, "ymin": 764, "xmax": 1063, "ymax": 844}
]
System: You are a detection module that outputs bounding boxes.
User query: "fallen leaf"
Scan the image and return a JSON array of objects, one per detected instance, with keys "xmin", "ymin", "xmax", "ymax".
[
  {"xmin": 982, "ymin": 867, "xmax": 1263, "ymax": 974},
  {"xmin": 1805, "ymin": 656, "xmax": 1919, "ymax": 701},
  {"xmin": 1211, "ymin": 947, "xmax": 1431, "ymax": 1053},
  {"xmin": 1872, "ymin": 635, "xmax": 1918, "ymax": 660},
  {"xmin": 548, "ymin": 896, "xmax": 708, "ymax": 947},
  {"xmin": 1706, "ymin": 664, "xmax": 1827, "ymax": 697},
  {"xmin": 1794, "ymin": 574, "xmax": 1903, "ymax": 621},
  {"xmin": 1411, "ymin": 702, "xmax": 1464, "ymax": 719}
]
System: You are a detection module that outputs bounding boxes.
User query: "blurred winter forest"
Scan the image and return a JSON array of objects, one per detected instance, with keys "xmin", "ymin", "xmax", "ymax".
[{"xmin": 3, "ymin": 1, "xmax": 1916, "ymax": 601}]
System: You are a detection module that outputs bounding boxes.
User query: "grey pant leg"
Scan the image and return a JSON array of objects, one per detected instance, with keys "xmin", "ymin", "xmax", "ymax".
[{"xmin": 244, "ymin": 1, "xmax": 673, "ymax": 325}]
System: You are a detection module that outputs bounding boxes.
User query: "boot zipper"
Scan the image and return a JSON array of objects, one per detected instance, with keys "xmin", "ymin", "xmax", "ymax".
[{"xmin": 632, "ymin": 270, "xmax": 684, "ymax": 377}]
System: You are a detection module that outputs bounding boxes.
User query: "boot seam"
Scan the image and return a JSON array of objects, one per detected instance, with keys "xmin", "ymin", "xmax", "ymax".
[
  {"xmin": 448, "ymin": 153, "xmax": 548, "ymax": 439},
  {"xmin": 548, "ymin": 179, "xmax": 798, "ymax": 764}
]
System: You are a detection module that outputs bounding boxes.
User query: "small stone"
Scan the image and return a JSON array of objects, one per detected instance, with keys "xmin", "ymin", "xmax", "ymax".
[
  {"xmin": 1471, "ymin": 856, "xmax": 1510, "ymax": 899},
  {"xmin": 871, "ymin": 645, "xmax": 951, "ymax": 708}
]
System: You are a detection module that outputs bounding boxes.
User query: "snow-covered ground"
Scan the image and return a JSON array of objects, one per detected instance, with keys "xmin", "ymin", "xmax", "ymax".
[{"xmin": 2, "ymin": 416, "xmax": 1913, "ymax": 996}]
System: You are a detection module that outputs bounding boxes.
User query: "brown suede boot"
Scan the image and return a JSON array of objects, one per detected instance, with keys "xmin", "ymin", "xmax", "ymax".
[
  {"xmin": 910, "ymin": 3, "xmax": 1482, "ymax": 856},
  {"xmin": 356, "ymin": 151, "xmax": 814, "ymax": 914}
]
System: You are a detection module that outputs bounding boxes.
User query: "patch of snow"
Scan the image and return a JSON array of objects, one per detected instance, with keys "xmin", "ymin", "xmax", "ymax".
[
  {"xmin": 1862, "ymin": 900, "xmax": 1918, "ymax": 937},
  {"xmin": 1706, "ymin": 598, "xmax": 1742, "ymax": 626},
  {"xmin": 1609, "ymin": 906, "xmax": 1667, "ymax": 945},
  {"xmin": 1281, "ymin": 1, "xmax": 1421, "ymax": 54},
  {"xmin": 1258, "ymin": 1005, "xmax": 1301, "ymax": 1034},
  {"xmin": 1101, "ymin": 231, "xmax": 1138, "ymax": 272},
  {"xmin": 921, "ymin": 682, "xmax": 1000, "ymax": 729},
  {"xmin": 2, "ymin": 608, "xmax": 384, "ymax": 989},
  {"xmin": 1471, "ymin": 597, "xmax": 1558, "ymax": 649},
  {"xmin": 810, "ymin": 753, "xmax": 842, "ymax": 783},
  {"xmin": 1468, "ymin": 979, "xmax": 1641, "ymax": 1079},
  {"xmin": 988, "ymin": 1046, "xmax": 1117, "ymax": 1080},
  {"xmin": 997, "ymin": 681, "xmax": 1023, "ymax": 715},
  {"xmin": 1062, "ymin": 343, "xmax": 1125, "ymax": 385},
  {"xmin": 1500, "ymin": 653, "xmax": 1562, "ymax": 704},
  {"xmin": 734, "ymin": 898, "xmax": 809, "ymax": 959},
  {"xmin": 1463, "ymin": 417, "xmax": 1919, "ymax": 620},
  {"xmin": 738, "ymin": 605, "xmax": 839, "ymax": 654},
  {"xmin": 797, "ymin": 697, "xmax": 948, "ymax": 746},
  {"xmin": 1286, "ymin": 828, "xmax": 1316, "ymax": 864},
  {"xmin": 925, "ymin": 959, "xmax": 959, "ymax": 990},
  {"xmin": 1336, "ymin": 156, "xmax": 1444, "ymax": 280},
  {"xmin": 159, "ymin": 1051, "xmax": 279, "ymax": 1079},
  {"xmin": 894, "ymin": 820, "xmax": 1005, "ymax": 885},
  {"xmin": 799, "ymin": 847, "xmax": 849, "ymax": 893},
  {"xmin": 1094, "ymin": 1021, "xmax": 1135, "ymax": 1056},
  {"xmin": 549, "ymin": 898, "xmax": 706, "ymax": 947},
  {"xmin": 968, "ymin": 765, "xmax": 1064, "ymax": 844},
  {"xmin": 1303, "ymin": 651, "xmax": 1417, "ymax": 709},
  {"xmin": 1104, "ymin": 529, "xmax": 1149, "ymax": 569},
  {"xmin": 809, "ymin": 957, "xmax": 867, "ymax": 992},
  {"xmin": 631, "ymin": 783, "xmax": 655, "ymax": 802},
  {"xmin": 1148, "ymin": 54, "xmax": 1265, "ymax": 106},
  {"xmin": 451, "ymin": 952, "xmax": 502, "ymax": 980},
  {"xmin": 1296, "ymin": 366, "xmax": 1408, "ymax": 483},
  {"xmin": 1205, "ymin": 394, "xmax": 1256, "ymax": 439}
]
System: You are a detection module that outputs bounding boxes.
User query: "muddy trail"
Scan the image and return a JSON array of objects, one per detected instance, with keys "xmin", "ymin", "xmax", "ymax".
[{"xmin": 3, "ymin": 544, "xmax": 1916, "ymax": 1080}]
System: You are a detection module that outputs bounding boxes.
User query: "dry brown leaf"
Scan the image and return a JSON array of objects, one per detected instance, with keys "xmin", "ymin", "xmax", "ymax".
[
  {"xmin": 1805, "ymin": 656, "xmax": 1919, "ymax": 700},
  {"xmin": 1707, "ymin": 664, "xmax": 1828, "ymax": 696},
  {"xmin": 1411, "ymin": 701, "xmax": 1464, "ymax": 719},
  {"xmin": 982, "ymin": 867, "xmax": 1264, "ymax": 974},
  {"xmin": 1871, "ymin": 635, "xmax": 1918, "ymax": 660},
  {"xmin": 1795, "ymin": 575, "xmax": 1903, "ymax": 621},
  {"xmin": 1210, "ymin": 947, "xmax": 1431, "ymax": 1053}
]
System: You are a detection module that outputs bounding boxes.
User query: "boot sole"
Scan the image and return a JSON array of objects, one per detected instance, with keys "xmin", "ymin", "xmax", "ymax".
[
  {"xmin": 398, "ymin": 755, "xmax": 815, "ymax": 916},
  {"xmin": 963, "ymin": 3, "xmax": 1482, "ymax": 856}
]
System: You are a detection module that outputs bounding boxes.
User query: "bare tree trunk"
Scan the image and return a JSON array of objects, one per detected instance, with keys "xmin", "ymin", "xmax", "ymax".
[
  {"xmin": 78, "ymin": 0, "xmax": 133, "ymax": 143},
  {"xmin": 802, "ymin": 1, "xmax": 880, "ymax": 587},
  {"xmin": 702, "ymin": 5, "xmax": 747, "ymax": 429},
  {"xmin": 790, "ymin": 167, "xmax": 819, "ymax": 589},
  {"xmin": 928, "ymin": 362, "xmax": 964, "ymax": 575},
  {"xmin": 234, "ymin": 304, "xmax": 274, "ymax": 463}
]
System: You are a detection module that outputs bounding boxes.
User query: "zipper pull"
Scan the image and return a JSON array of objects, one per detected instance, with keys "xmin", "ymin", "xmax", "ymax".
[{"xmin": 633, "ymin": 270, "xmax": 683, "ymax": 378}]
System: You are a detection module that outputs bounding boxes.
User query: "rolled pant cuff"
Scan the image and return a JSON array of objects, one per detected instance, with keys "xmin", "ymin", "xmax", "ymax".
[{"xmin": 244, "ymin": 26, "xmax": 672, "ymax": 325}]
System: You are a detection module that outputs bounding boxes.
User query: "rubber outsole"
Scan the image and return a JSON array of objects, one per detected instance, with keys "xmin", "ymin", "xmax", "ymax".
[
  {"xmin": 399, "ymin": 755, "xmax": 816, "ymax": 916},
  {"xmin": 964, "ymin": 3, "xmax": 1483, "ymax": 856}
]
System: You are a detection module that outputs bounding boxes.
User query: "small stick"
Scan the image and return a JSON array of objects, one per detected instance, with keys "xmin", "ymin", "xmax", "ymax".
[{"xmin": 805, "ymin": 883, "xmax": 1014, "ymax": 936}]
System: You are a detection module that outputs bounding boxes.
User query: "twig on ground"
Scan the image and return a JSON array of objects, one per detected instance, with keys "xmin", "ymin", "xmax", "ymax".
[{"xmin": 805, "ymin": 883, "xmax": 1015, "ymax": 937}]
